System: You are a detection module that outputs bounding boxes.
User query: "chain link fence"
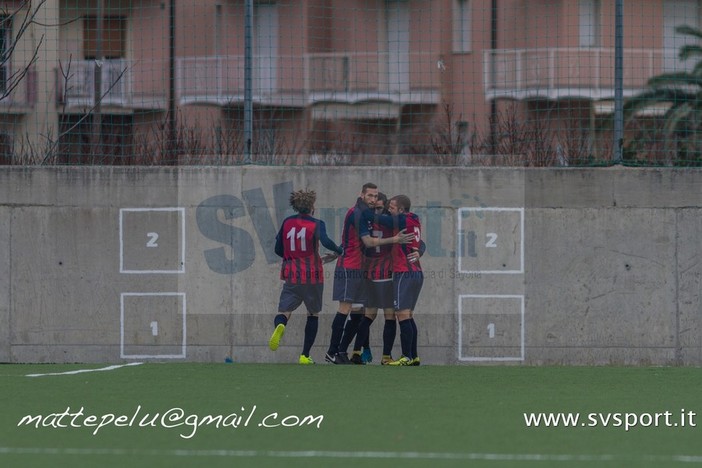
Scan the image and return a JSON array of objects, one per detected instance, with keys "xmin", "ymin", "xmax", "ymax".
[{"xmin": 0, "ymin": 1, "xmax": 701, "ymax": 167}]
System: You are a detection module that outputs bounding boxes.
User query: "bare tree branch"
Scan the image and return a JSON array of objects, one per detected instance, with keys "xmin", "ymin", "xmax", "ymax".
[
  {"xmin": 0, "ymin": 0, "xmax": 46, "ymax": 102},
  {"xmin": 41, "ymin": 64, "xmax": 131, "ymax": 164}
]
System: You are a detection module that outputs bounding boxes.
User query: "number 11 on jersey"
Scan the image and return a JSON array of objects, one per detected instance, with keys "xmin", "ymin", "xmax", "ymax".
[{"xmin": 286, "ymin": 227, "xmax": 307, "ymax": 252}]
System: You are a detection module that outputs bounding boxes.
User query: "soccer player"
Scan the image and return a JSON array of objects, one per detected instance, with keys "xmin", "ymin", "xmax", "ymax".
[
  {"xmin": 325, "ymin": 183, "xmax": 413, "ymax": 364},
  {"xmin": 351, "ymin": 193, "xmax": 423, "ymax": 365},
  {"xmin": 385, "ymin": 194, "xmax": 423, "ymax": 366},
  {"xmin": 350, "ymin": 192, "xmax": 395, "ymax": 365},
  {"xmin": 268, "ymin": 189, "xmax": 343, "ymax": 364}
]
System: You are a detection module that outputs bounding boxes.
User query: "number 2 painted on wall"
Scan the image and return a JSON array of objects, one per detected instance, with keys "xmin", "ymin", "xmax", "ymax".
[
  {"xmin": 485, "ymin": 233, "xmax": 497, "ymax": 248},
  {"xmin": 146, "ymin": 232, "xmax": 159, "ymax": 248}
]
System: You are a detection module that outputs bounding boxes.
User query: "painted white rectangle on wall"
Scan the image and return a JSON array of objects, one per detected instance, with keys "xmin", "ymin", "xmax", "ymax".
[
  {"xmin": 457, "ymin": 207, "xmax": 524, "ymax": 274},
  {"xmin": 458, "ymin": 294, "xmax": 524, "ymax": 361},
  {"xmin": 119, "ymin": 208, "xmax": 186, "ymax": 274},
  {"xmin": 121, "ymin": 292, "xmax": 186, "ymax": 359}
]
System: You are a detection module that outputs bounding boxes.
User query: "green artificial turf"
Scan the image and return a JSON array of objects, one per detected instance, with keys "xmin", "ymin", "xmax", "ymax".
[{"xmin": 0, "ymin": 363, "xmax": 700, "ymax": 467}]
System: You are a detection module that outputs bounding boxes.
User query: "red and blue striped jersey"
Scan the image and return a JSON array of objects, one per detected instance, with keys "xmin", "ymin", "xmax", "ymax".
[
  {"xmin": 275, "ymin": 214, "xmax": 341, "ymax": 284},
  {"xmin": 336, "ymin": 198, "xmax": 373, "ymax": 270},
  {"xmin": 391, "ymin": 212, "xmax": 422, "ymax": 273},
  {"xmin": 363, "ymin": 222, "xmax": 394, "ymax": 280}
]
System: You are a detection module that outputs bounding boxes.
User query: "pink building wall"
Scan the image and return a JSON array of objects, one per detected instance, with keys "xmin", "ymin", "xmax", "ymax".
[{"xmin": 0, "ymin": 0, "xmax": 695, "ymax": 162}]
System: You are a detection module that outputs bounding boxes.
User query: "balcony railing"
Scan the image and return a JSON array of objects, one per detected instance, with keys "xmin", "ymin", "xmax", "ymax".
[
  {"xmin": 484, "ymin": 48, "xmax": 668, "ymax": 100},
  {"xmin": 56, "ymin": 59, "xmax": 167, "ymax": 110},
  {"xmin": 306, "ymin": 52, "xmax": 441, "ymax": 103},
  {"xmin": 176, "ymin": 52, "xmax": 441, "ymax": 106},
  {"xmin": 0, "ymin": 65, "xmax": 37, "ymax": 113}
]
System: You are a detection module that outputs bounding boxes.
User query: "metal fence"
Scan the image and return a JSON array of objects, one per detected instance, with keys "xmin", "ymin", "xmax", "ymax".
[{"xmin": 0, "ymin": 0, "xmax": 700, "ymax": 166}]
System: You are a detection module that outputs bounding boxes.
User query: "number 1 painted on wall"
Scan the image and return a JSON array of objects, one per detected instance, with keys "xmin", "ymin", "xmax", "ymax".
[{"xmin": 487, "ymin": 322, "xmax": 495, "ymax": 338}]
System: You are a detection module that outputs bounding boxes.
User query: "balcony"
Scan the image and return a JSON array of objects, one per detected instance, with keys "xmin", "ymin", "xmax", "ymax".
[
  {"xmin": 307, "ymin": 52, "xmax": 441, "ymax": 101},
  {"xmin": 56, "ymin": 59, "xmax": 167, "ymax": 112},
  {"xmin": 176, "ymin": 52, "xmax": 441, "ymax": 117},
  {"xmin": 176, "ymin": 55, "xmax": 307, "ymax": 107},
  {"xmin": 484, "ymin": 48, "xmax": 667, "ymax": 101},
  {"xmin": 0, "ymin": 66, "xmax": 37, "ymax": 114}
]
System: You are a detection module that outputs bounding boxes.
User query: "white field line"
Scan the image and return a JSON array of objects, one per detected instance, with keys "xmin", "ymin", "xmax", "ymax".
[
  {"xmin": 25, "ymin": 362, "xmax": 143, "ymax": 378},
  {"xmin": 0, "ymin": 447, "xmax": 701, "ymax": 463}
]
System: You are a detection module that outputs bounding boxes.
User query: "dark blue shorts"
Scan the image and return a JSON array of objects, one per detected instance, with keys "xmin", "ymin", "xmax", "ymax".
[
  {"xmin": 278, "ymin": 282, "xmax": 324, "ymax": 313},
  {"xmin": 332, "ymin": 267, "xmax": 366, "ymax": 304},
  {"xmin": 365, "ymin": 279, "xmax": 394, "ymax": 309},
  {"xmin": 393, "ymin": 271, "xmax": 424, "ymax": 311}
]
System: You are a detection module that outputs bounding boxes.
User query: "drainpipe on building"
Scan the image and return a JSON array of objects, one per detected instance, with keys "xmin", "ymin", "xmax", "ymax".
[
  {"xmin": 489, "ymin": 0, "xmax": 497, "ymax": 158},
  {"xmin": 92, "ymin": 0, "xmax": 103, "ymax": 163},
  {"xmin": 613, "ymin": 0, "xmax": 623, "ymax": 164},
  {"xmin": 168, "ymin": 0, "xmax": 177, "ymax": 163},
  {"xmin": 244, "ymin": 0, "xmax": 253, "ymax": 164}
]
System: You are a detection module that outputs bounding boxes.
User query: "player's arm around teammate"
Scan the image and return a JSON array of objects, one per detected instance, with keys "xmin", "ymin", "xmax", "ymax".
[
  {"xmin": 326, "ymin": 183, "xmax": 413, "ymax": 364},
  {"xmin": 386, "ymin": 195, "xmax": 424, "ymax": 366},
  {"xmin": 350, "ymin": 193, "xmax": 393, "ymax": 364},
  {"xmin": 352, "ymin": 193, "xmax": 425, "ymax": 365}
]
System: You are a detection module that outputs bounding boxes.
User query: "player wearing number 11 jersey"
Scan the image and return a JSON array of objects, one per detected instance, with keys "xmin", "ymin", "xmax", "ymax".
[{"xmin": 268, "ymin": 189, "xmax": 342, "ymax": 364}]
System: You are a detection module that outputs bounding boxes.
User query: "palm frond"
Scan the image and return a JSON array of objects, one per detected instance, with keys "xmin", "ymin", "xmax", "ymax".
[
  {"xmin": 622, "ymin": 24, "xmax": 702, "ymax": 163},
  {"xmin": 624, "ymin": 89, "xmax": 696, "ymax": 114},
  {"xmin": 675, "ymin": 24, "xmax": 702, "ymax": 40},
  {"xmin": 679, "ymin": 44, "xmax": 702, "ymax": 62},
  {"xmin": 647, "ymin": 72, "xmax": 702, "ymax": 89},
  {"xmin": 662, "ymin": 102, "xmax": 694, "ymax": 135}
]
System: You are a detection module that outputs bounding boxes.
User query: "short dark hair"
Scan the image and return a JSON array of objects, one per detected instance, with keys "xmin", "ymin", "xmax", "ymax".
[
  {"xmin": 390, "ymin": 194, "xmax": 411, "ymax": 212},
  {"xmin": 361, "ymin": 182, "xmax": 377, "ymax": 193},
  {"xmin": 289, "ymin": 189, "xmax": 316, "ymax": 214}
]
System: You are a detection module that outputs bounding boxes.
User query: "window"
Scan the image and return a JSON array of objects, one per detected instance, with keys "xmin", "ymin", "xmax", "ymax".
[
  {"xmin": 83, "ymin": 16, "xmax": 126, "ymax": 60},
  {"xmin": 0, "ymin": 133, "xmax": 13, "ymax": 164},
  {"xmin": 579, "ymin": 0, "xmax": 601, "ymax": 48},
  {"xmin": 254, "ymin": 2, "xmax": 278, "ymax": 92},
  {"xmin": 0, "ymin": 15, "xmax": 11, "ymax": 93},
  {"xmin": 83, "ymin": 16, "xmax": 127, "ymax": 101},
  {"xmin": 453, "ymin": 0, "xmax": 471, "ymax": 53},
  {"xmin": 58, "ymin": 114, "xmax": 133, "ymax": 164},
  {"xmin": 386, "ymin": 0, "xmax": 410, "ymax": 91}
]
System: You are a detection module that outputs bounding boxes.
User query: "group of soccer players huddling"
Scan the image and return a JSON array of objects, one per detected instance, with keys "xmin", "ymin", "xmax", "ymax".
[{"xmin": 268, "ymin": 183, "xmax": 424, "ymax": 366}]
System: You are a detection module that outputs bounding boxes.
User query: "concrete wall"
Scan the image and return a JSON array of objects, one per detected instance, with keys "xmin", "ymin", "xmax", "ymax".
[{"xmin": 0, "ymin": 166, "xmax": 700, "ymax": 365}]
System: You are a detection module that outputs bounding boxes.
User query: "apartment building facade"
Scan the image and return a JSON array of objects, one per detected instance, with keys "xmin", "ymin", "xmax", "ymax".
[{"xmin": 0, "ymin": 0, "xmax": 698, "ymax": 163}]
